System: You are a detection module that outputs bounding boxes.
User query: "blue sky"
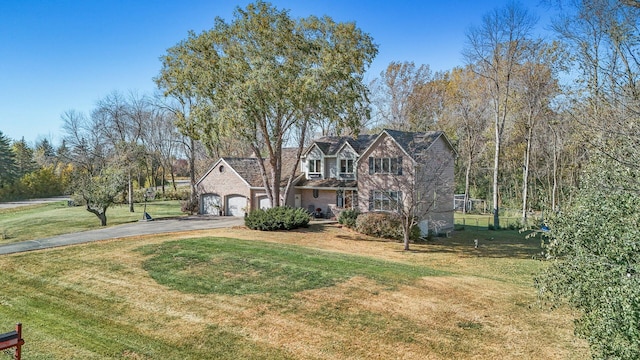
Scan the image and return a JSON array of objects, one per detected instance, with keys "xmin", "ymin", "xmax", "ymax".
[{"xmin": 0, "ymin": 0, "xmax": 553, "ymax": 144}]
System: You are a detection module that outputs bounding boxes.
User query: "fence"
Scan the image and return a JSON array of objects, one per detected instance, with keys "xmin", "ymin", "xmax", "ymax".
[{"xmin": 454, "ymin": 216, "xmax": 525, "ymax": 229}]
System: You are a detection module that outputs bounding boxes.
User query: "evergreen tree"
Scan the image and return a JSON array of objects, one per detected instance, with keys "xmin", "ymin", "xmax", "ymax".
[
  {"xmin": 0, "ymin": 131, "xmax": 18, "ymax": 187},
  {"xmin": 12, "ymin": 137, "xmax": 36, "ymax": 177}
]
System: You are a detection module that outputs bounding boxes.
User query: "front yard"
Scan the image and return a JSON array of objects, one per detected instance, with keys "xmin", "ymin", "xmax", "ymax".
[{"xmin": 0, "ymin": 222, "xmax": 588, "ymax": 359}]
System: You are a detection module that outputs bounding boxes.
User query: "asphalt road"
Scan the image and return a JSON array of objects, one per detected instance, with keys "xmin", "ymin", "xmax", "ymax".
[
  {"xmin": 0, "ymin": 196, "xmax": 71, "ymax": 209},
  {"xmin": 0, "ymin": 216, "xmax": 245, "ymax": 255}
]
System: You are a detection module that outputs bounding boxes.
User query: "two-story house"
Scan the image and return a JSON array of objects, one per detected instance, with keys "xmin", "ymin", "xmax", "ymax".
[{"xmin": 196, "ymin": 129, "xmax": 456, "ymax": 232}]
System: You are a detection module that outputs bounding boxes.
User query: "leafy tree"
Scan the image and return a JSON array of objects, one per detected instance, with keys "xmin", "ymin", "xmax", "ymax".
[
  {"xmin": 62, "ymin": 109, "xmax": 124, "ymax": 226},
  {"xmin": 156, "ymin": 1, "xmax": 377, "ymax": 207},
  {"xmin": 536, "ymin": 150, "xmax": 640, "ymax": 359},
  {"xmin": 512, "ymin": 41, "xmax": 561, "ymax": 226},
  {"xmin": 72, "ymin": 166, "xmax": 126, "ymax": 226},
  {"xmin": 0, "ymin": 131, "xmax": 18, "ymax": 188},
  {"xmin": 446, "ymin": 66, "xmax": 490, "ymax": 213}
]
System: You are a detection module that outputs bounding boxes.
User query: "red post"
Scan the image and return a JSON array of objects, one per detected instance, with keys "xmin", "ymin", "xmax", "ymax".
[
  {"xmin": 15, "ymin": 323, "xmax": 23, "ymax": 360},
  {"xmin": 0, "ymin": 323, "xmax": 24, "ymax": 360}
]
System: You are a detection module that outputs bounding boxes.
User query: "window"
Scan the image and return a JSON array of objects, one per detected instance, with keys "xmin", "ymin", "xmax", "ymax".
[
  {"xmin": 340, "ymin": 159, "xmax": 354, "ymax": 174},
  {"xmin": 336, "ymin": 190, "xmax": 358, "ymax": 209},
  {"xmin": 370, "ymin": 190, "xmax": 402, "ymax": 211},
  {"xmin": 308, "ymin": 159, "xmax": 321, "ymax": 173},
  {"xmin": 369, "ymin": 156, "xmax": 403, "ymax": 175}
]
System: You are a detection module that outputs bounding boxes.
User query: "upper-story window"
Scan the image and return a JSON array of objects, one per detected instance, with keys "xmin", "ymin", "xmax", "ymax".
[
  {"xmin": 308, "ymin": 159, "xmax": 322, "ymax": 175},
  {"xmin": 369, "ymin": 156, "xmax": 403, "ymax": 175},
  {"xmin": 340, "ymin": 159, "xmax": 354, "ymax": 174}
]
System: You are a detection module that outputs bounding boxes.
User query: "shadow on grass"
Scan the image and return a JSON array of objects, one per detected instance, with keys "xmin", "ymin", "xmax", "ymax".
[
  {"xmin": 420, "ymin": 227, "xmax": 544, "ymax": 259},
  {"xmin": 247, "ymin": 223, "xmax": 544, "ymax": 260}
]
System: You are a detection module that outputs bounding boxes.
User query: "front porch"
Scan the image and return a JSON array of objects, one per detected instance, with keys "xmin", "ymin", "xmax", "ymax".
[{"xmin": 295, "ymin": 179, "xmax": 358, "ymax": 219}]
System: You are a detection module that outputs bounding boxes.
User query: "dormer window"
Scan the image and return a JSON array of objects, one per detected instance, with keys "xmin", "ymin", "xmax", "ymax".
[
  {"xmin": 340, "ymin": 159, "xmax": 354, "ymax": 174},
  {"xmin": 308, "ymin": 159, "xmax": 321, "ymax": 176}
]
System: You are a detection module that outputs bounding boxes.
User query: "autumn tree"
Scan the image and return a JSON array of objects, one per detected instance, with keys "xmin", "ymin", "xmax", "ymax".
[
  {"xmin": 370, "ymin": 62, "xmax": 433, "ymax": 130},
  {"xmin": 446, "ymin": 66, "xmax": 491, "ymax": 213},
  {"xmin": 512, "ymin": 41, "xmax": 561, "ymax": 226},
  {"xmin": 156, "ymin": 1, "xmax": 377, "ymax": 207},
  {"xmin": 463, "ymin": 2, "xmax": 538, "ymax": 228},
  {"xmin": 62, "ymin": 109, "xmax": 125, "ymax": 226}
]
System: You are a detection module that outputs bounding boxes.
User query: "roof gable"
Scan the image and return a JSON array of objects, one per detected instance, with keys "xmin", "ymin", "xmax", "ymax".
[{"xmin": 357, "ymin": 129, "xmax": 455, "ymax": 163}]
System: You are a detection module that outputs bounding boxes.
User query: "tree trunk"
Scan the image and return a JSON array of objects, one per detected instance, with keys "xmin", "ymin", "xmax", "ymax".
[
  {"xmin": 464, "ymin": 152, "xmax": 472, "ymax": 214},
  {"xmin": 492, "ymin": 120, "xmax": 500, "ymax": 229},
  {"xmin": 86, "ymin": 206, "xmax": 108, "ymax": 226},
  {"xmin": 551, "ymin": 126, "xmax": 558, "ymax": 212},
  {"xmin": 403, "ymin": 217, "xmax": 411, "ymax": 251},
  {"xmin": 170, "ymin": 162, "xmax": 177, "ymax": 191},
  {"xmin": 189, "ymin": 137, "xmax": 197, "ymax": 203},
  {"xmin": 128, "ymin": 170, "xmax": 134, "ymax": 212},
  {"xmin": 521, "ymin": 123, "xmax": 533, "ymax": 227}
]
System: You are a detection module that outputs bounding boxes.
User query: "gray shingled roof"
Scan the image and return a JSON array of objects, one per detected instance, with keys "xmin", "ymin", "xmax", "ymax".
[
  {"xmin": 383, "ymin": 129, "xmax": 443, "ymax": 160},
  {"xmin": 296, "ymin": 178, "xmax": 357, "ymax": 188},
  {"xmin": 222, "ymin": 148, "xmax": 302, "ymax": 188},
  {"xmin": 223, "ymin": 158, "xmax": 264, "ymax": 187},
  {"xmin": 310, "ymin": 134, "xmax": 377, "ymax": 156}
]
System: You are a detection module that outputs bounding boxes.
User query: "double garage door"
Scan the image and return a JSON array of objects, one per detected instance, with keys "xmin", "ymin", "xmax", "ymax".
[{"xmin": 201, "ymin": 194, "xmax": 247, "ymax": 217}]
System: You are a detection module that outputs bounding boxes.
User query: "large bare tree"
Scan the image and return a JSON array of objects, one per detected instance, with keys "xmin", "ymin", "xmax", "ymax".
[{"xmin": 463, "ymin": 2, "xmax": 538, "ymax": 228}]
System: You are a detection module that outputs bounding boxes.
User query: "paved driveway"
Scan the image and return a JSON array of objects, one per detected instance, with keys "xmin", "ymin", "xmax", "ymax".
[
  {"xmin": 0, "ymin": 216, "xmax": 245, "ymax": 255},
  {"xmin": 0, "ymin": 196, "xmax": 71, "ymax": 209}
]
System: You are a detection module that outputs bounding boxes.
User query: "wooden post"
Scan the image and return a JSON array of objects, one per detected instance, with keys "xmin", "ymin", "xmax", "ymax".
[{"xmin": 0, "ymin": 323, "xmax": 24, "ymax": 360}]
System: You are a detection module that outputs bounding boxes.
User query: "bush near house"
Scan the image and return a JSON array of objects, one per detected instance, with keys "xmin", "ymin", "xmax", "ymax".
[
  {"xmin": 355, "ymin": 212, "xmax": 420, "ymax": 241},
  {"xmin": 338, "ymin": 208, "xmax": 360, "ymax": 228},
  {"xmin": 245, "ymin": 206, "xmax": 311, "ymax": 231}
]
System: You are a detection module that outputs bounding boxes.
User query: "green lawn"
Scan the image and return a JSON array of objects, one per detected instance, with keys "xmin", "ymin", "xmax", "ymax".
[
  {"xmin": 0, "ymin": 200, "xmax": 185, "ymax": 244},
  {"xmin": 0, "ymin": 222, "xmax": 589, "ymax": 359}
]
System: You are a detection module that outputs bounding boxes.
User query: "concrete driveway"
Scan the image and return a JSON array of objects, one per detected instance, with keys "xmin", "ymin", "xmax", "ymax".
[{"xmin": 0, "ymin": 216, "xmax": 245, "ymax": 255}]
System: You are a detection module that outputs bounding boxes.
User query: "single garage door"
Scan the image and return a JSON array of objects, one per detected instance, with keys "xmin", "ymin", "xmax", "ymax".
[
  {"xmin": 201, "ymin": 194, "xmax": 221, "ymax": 215},
  {"xmin": 227, "ymin": 195, "xmax": 247, "ymax": 217}
]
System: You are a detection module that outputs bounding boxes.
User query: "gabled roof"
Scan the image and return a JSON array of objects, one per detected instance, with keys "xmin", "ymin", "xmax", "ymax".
[
  {"xmin": 358, "ymin": 129, "xmax": 456, "ymax": 164},
  {"xmin": 223, "ymin": 158, "xmax": 264, "ymax": 187},
  {"xmin": 304, "ymin": 134, "xmax": 377, "ymax": 157},
  {"xmin": 198, "ymin": 148, "xmax": 303, "ymax": 189}
]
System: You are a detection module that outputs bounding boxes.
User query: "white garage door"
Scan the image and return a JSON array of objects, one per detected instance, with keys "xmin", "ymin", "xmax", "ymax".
[
  {"xmin": 201, "ymin": 194, "xmax": 221, "ymax": 215},
  {"xmin": 227, "ymin": 195, "xmax": 247, "ymax": 217},
  {"xmin": 258, "ymin": 196, "xmax": 271, "ymax": 210}
]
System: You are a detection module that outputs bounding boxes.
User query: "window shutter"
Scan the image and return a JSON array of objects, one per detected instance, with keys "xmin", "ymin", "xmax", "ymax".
[
  {"xmin": 369, "ymin": 157, "xmax": 373, "ymax": 175},
  {"xmin": 397, "ymin": 191, "xmax": 403, "ymax": 210},
  {"xmin": 368, "ymin": 191, "xmax": 373, "ymax": 211},
  {"xmin": 397, "ymin": 156, "xmax": 403, "ymax": 175}
]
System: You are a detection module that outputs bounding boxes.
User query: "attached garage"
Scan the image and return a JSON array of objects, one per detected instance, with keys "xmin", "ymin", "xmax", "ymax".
[
  {"xmin": 227, "ymin": 195, "xmax": 247, "ymax": 217},
  {"xmin": 201, "ymin": 194, "xmax": 221, "ymax": 215}
]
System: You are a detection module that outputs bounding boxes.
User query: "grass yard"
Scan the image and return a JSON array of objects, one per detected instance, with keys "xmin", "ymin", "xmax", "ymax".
[
  {"xmin": 0, "ymin": 200, "xmax": 185, "ymax": 244},
  {"xmin": 0, "ymin": 221, "xmax": 589, "ymax": 359}
]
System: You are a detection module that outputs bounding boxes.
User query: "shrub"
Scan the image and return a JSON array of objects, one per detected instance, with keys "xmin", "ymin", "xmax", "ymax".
[
  {"xmin": 245, "ymin": 206, "xmax": 310, "ymax": 231},
  {"xmin": 338, "ymin": 208, "xmax": 360, "ymax": 228},
  {"xmin": 355, "ymin": 212, "xmax": 404, "ymax": 240},
  {"xmin": 181, "ymin": 198, "xmax": 199, "ymax": 215}
]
